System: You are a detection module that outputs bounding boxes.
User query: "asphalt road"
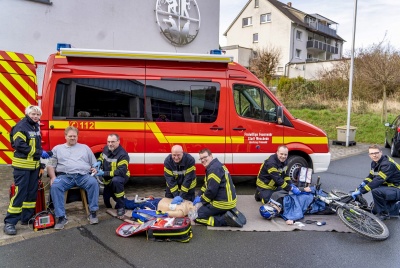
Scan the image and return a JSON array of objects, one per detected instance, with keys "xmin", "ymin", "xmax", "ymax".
[{"xmin": 0, "ymin": 148, "xmax": 399, "ymax": 268}]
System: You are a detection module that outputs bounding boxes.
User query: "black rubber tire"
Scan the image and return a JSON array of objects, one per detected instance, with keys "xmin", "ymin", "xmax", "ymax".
[
  {"xmin": 384, "ymin": 137, "xmax": 390, "ymax": 148},
  {"xmin": 336, "ymin": 207, "xmax": 389, "ymax": 241},
  {"xmin": 287, "ymin": 155, "xmax": 309, "ymax": 185},
  {"xmin": 391, "ymin": 142, "xmax": 399, "ymax": 157}
]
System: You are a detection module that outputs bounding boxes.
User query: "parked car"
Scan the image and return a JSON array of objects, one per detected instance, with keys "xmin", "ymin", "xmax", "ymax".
[{"xmin": 384, "ymin": 116, "xmax": 400, "ymax": 157}]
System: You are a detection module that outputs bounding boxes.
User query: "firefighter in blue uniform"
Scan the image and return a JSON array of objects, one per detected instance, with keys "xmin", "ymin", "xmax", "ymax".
[
  {"xmin": 255, "ymin": 145, "xmax": 301, "ymax": 203},
  {"xmin": 352, "ymin": 144, "xmax": 400, "ymax": 220},
  {"xmin": 94, "ymin": 134, "xmax": 130, "ymax": 217},
  {"xmin": 193, "ymin": 148, "xmax": 246, "ymax": 227},
  {"xmin": 164, "ymin": 145, "xmax": 197, "ymax": 202},
  {"xmin": 3, "ymin": 105, "xmax": 51, "ymax": 235}
]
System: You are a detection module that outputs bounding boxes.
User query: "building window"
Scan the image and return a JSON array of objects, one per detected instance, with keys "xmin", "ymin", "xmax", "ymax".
[
  {"xmin": 253, "ymin": 33, "xmax": 259, "ymax": 43},
  {"xmin": 296, "ymin": 30, "xmax": 302, "ymax": 40},
  {"xmin": 255, "ymin": 0, "xmax": 259, "ymax": 8},
  {"xmin": 260, "ymin": 13, "xmax": 271, "ymax": 23},
  {"xmin": 242, "ymin": 17, "xmax": 252, "ymax": 27},
  {"xmin": 295, "ymin": 49, "xmax": 301, "ymax": 59}
]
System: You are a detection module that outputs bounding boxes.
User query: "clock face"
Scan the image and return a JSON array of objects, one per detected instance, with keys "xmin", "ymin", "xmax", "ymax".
[{"xmin": 155, "ymin": 0, "xmax": 201, "ymax": 46}]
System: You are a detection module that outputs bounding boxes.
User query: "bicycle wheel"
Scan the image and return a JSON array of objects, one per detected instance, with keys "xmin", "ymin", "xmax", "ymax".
[
  {"xmin": 337, "ymin": 206, "xmax": 389, "ymax": 240},
  {"xmin": 331, "ymin": 189, "xmax": 369, "ymax": 208}
]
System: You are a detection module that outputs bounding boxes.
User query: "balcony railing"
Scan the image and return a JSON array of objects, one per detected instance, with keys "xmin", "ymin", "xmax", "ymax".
[
  {"xmin": 306, "ymin": 40, "xmax": 338, "ymax": 54},
  {"xmin": 306, "ymin": 21, "xmax": 337, "ymax": 36}
]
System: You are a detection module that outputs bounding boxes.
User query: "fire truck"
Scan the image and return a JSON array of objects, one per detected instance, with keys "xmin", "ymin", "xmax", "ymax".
[{"xmin": 0, "ymin": 46, "xmax": 331, "ymax": 179}]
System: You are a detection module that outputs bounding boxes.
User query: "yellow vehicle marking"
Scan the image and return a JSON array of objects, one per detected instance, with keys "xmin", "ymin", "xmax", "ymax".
[
  {"xmin": 0, "ymin": 57, "xmax": 36, "ymax": 100},
  {"xmin": 0, "ymin": 90, "xmax": 26, "ymax": 119},
  {"xmin": 48, "ymin": 121, "xmax": 327, "ymax": 145},
  {"xmin": 272, "ymin": 136, "xmax": 328, "ymax": 144}
]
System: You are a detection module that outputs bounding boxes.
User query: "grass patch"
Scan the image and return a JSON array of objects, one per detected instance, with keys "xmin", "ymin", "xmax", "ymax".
[{"xmin": 290, "ymin": 109, "xmax": 397, "ymax": 144}]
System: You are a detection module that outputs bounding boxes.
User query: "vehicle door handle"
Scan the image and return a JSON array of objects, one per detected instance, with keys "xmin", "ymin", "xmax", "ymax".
[
  {"xmin": 233, "ymin": 127, "xmax": 246, "ymax": 131},
  {"xmin": 210, "ymin": 126, "xmax": 223, "ymax": 130}
]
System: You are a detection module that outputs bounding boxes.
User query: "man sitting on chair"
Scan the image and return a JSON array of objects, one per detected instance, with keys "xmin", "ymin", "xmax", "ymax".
[{"xmin": 47, "ymin": 126, "xmax": 100, "ymax": 230}]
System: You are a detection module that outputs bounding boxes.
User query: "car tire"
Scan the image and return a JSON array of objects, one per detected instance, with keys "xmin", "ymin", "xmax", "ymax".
[
  {"xmin": 384, "ymin": 137, "xmax": 390, "ymax": 148},
  {"xmin": 391, "ymin": 141, "xmax": 399, "ymax": 157},
  {"xmin": 287, "ymin": 155, "xmax": 309, "ymax": 185}
]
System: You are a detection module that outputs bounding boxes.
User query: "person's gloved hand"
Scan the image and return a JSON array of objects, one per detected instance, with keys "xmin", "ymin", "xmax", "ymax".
[
  {"xmin": 357, "ymin": 182, "xmax": 366, "ymax": 190},
  {"xmin": 193, "ymin": 196, "xmax": 201, "ymax": 205},
  {"xmin": 351, "ymin": 190, "xmax": 361, "ymax": 200},
  {"xmin": 93, "ymin": 161, "xmax": 102, "ymax": 169},
  {"xmin": 96, "ymin": 169, "xmax": 104, "ymax": 177},
  {"xmin": 291, "ymin": 185, "xmax": 301, "ymax": 195},
  {"xmin": 41, "ymin": 151, "xmax": 49, "ymax": 159},
  {"xmin": 171, "ymin": 196, "xmax": 183, "ymax": 205}
]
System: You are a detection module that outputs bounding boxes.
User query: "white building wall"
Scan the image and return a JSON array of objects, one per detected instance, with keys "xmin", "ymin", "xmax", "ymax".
[
  {"xmin": 225, "ymin": 2, "xmax": 296, "ymax": 76},
  {"xmin": 0, "ymin": 0, "xmax": 220, "ymax": 62},
  {"xmin": 287, "ymin": 60, "xmax": 338, "ymax": 80}
]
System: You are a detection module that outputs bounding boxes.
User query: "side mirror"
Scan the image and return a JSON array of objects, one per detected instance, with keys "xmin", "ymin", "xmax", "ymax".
[{"xmin": 276, "ymin": 106, "xmax": 284, "ymax": 125}]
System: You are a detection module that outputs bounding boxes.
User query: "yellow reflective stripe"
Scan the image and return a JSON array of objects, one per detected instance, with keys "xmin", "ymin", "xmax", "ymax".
[
  {"xmin": 211, "ymin": 198, "xmax": 236, "ymax": 210},
  {"xmin": 13, "ymin": 132, "xmax": 26, "ymax": 142},
  {"xmin": 388, "ymin": 157, "xmax": 400, "ymax": 170},
  {"xmin": 170, "ymin": 185, "xmax": 179, "ymax": 192},
  {"xmin": 12, "ymin": 157, "xmax": 40, "ymax": 169},
  {"xmin": 164, "ymin": 167, "xmax": 173, "ymax": 176},
  {"xmin": 185, "ymin": 166, "xmax": 195, "ymax": 175},
  {"xmin": 22, "ymin": 201, "xmax": 36, "ymax": 209},
  {"xmin": 195, "ymin": 217, "xmax": 214, "ymax": 226},
  {"xmin": 364, "ymin": 185, "xmax": 371, "ymax": 192},
  {"xmin": 166, "ymin": 136, "xmax": 226, "ymax": 144},
  {"xmin": 181, "ymin": 185, "xmax": 189, "ymax": 192},
  {"xmin": 202, "ymin": 194, "xmax": 211, "ymax": 203},
  {"xmin": 268, "ymin": 167, "xmax": 278, "ymax": 174},
  {"xmin": 256, "ymin": 178, "xmax": 276, "ymax": 190},
  {"xmin": 28, "ymin": 137, "xmax": 36, "ymax": 158},
  {"xmin": 115, "ymin": 191, "xmax": 125, "ymax": 198},
  {"xmin": 378, "ymin": 171, "xmax": 387, "ymax": 180},
  {"xmin": 118, "ymin": 160, "xmax": 129, "ymax": 167},
  {"xmin": 223, "ymin": 166, "xmax": 233, "ymax": 202},
  {"xmin": 208, "ymin": 173, "xmax": 221, "ymax": 184},
  {"xmin": 189, "ymin": 179, "xmax": 197, "ymax": 189},
  {"xmin": 272, "ymin": 136, "xmax": 328, "ymax": 145}
]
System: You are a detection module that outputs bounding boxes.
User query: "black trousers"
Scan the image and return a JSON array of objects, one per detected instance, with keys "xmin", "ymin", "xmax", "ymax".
[
  {"xmin": 371, "ymin": 186, "xmax": 400, "ymax": 216},
  {"xmin": 103, "ymin": 175, "xmax": 129, "ymax": 209},
  {"xmin": 4, "ymin": 168, "xmax": 40, "ymax": 225}
]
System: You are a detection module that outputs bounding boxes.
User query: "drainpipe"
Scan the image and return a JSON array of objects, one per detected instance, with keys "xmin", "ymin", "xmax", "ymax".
[{"xmin": 284, "ymin": 23, "xmax": 298, "ymax": 77}]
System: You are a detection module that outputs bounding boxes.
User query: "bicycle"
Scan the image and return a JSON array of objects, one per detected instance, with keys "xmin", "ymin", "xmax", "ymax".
[{"xmin": 313, "ymin": 177, "xmax": 389, "ymax": 241}]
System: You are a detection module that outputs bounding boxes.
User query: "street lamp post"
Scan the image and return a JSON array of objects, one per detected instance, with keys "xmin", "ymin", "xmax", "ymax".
[{"xmin": 346, "ymin": 0, "xmax": 358, "ymax": 147}]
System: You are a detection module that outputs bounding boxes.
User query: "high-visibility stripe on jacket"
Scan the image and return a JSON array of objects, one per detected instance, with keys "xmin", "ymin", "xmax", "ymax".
[
  {"xmin": 164, "ymin": 152, "xmax": 197, "ymax": 197},
  {"xmin": 98, "ymin": 145, "xmax": 130, "ymax": 180},
  {"xmin": 198, "ymin": 158, "xmax": 236, "ymax": 210},
  {"xmin": 10, "ymin": 116, "xmax": 42, "ymax": 170},
  {"xmin": 256, "ymin": 154, "xmax": 292, "ymax": 191},
  {"xmin": 360, "ymin": 155, "xmax": 400, "ymax": 194}
]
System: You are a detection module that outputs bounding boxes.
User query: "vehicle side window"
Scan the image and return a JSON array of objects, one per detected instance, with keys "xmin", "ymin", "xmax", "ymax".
[
  {"xmin": 145, "ymin": 80, "xmax": 220, "ymax": 123},
  {"xmin": 233, "ymin": 84, "xmax": 277, "ymax": 122},
  {"xmin": 53, "ymin": 78, "xmax": 145, "ymax": 119}
]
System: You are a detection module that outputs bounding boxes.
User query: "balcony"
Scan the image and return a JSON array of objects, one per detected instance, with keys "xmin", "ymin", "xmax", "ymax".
[
  {"xmin": 307, "ymin": 21, "xmax": 337, "ymax": 36},
  {"xmin": 307, "ymin": 40, "xmax": 338, "ymax": 54}
]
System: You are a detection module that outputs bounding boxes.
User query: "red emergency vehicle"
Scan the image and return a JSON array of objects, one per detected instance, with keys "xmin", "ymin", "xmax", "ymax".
[{"xmin": 0, "ymin": 47, "xmax": 331, "ymax": 178}]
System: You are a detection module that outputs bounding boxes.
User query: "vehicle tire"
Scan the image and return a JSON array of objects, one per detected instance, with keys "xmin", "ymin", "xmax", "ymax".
[
  {"xmin": 390, "ymin": 142, "xmax": 398, "ymax": 157},
  {"xmin": 287, "ymin": 155, "xmax": 308, "ymax": 186},
  {"xmin": 384, "ymin": 137, "xmax": 390, "ymax": 148},
  {"xmin": 336, "ymin": 207, "xmax": 389, "ymax": 241}
]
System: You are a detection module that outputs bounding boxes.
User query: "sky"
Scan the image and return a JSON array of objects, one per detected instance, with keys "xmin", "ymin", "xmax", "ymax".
[{"xmin": 219, "ymin": 0, "xmax": 400, "ymax": 52}]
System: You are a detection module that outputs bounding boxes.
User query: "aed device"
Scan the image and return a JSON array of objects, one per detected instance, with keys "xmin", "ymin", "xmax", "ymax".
[{"xmin": 33, "ymin": 211, "xmax": 55, "ymax": 230}]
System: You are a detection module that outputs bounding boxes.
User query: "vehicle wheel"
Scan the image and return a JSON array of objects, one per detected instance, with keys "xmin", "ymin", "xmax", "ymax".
[
  {"xmin": 390, "ymin": 142, "xmax": 399, "ymax": 157},
  {"xmin": 287, "ymin": 155, "xmax": 308, "ymax": 186},
  {"xmin": 384, "ymin": 137, "xmax": 390, "ymax": 148},
  {"xmin": 336, "ymin": 207, "xmax": 389, "ymax": 241}
]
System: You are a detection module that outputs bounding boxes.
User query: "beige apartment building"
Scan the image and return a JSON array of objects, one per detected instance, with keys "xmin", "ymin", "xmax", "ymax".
[{"xmin": 222, "ymin": 0, "xmax": 345, "ymax": 79}]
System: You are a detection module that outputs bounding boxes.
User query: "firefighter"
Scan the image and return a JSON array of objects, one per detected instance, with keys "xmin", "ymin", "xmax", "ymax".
[
  {"xmin": 352, "ymin": 144, "xmax": 400, "ymax": 220},
  {"xmin": 94, "ymin": 134, "xmax": 130, "ymax": 217},
  {"xmin": 254, "ymin": 145, "xmax": 301, "ymax": 204},
  {"xmin": 163, "ymin": 145, "xmax": 197, "ymax": 202},
  {"xmin": 3, "ymin": 105, "xmax": 52, "ymax": 235},
  {"xmin": 193, "ymin": 148, "xmax": 246, "ymax": 227}
]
